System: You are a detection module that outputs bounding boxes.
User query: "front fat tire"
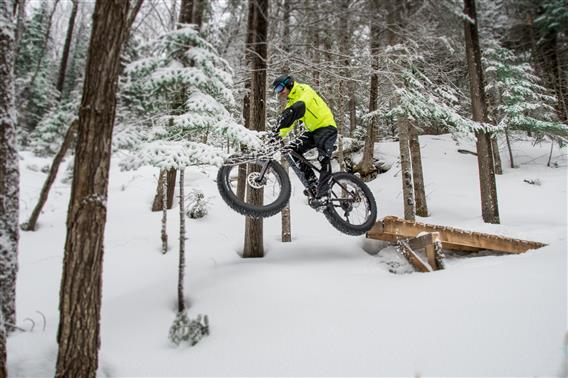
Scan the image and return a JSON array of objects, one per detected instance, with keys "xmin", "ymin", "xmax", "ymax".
[
  {"xmin": 217, "ymin": 160, "xmax": 291, "ymax": 218},
  {"xmin": 323, "ymin": 172, "xmax": 378, "ymax": 236}
]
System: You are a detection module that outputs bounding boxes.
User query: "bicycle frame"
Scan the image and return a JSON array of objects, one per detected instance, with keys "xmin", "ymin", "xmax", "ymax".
[
  {"xmin": 258, "ymin": 148, "xmax": 360, "ymax": 207},
  {"xmin": 283, "ymin": 149, "xmax": 320, "ymax": 190}
]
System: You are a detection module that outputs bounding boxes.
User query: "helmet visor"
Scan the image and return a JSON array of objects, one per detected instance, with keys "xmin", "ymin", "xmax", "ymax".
[{"xmin": 274, "ymin": 82, "xmax": 286, "ymax": 94}]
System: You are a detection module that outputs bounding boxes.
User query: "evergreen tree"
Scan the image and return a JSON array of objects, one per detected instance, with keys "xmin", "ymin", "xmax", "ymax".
[
  {"xmin": 484, "ymin": 43, "xmax": 567, "ymax": 136},
  {"xmin": 29, "ymin": 97, "xmax": 79, "ymax": 156},
  {"xmin": 119, "ymin": 24, "xmax": 259, "ymax": 170},
  {"xmin": 533, "ymin": 0, "xmax": 568, "ymax": 122},
  {"xmin": 367, "ymin": 44, "xmax": 491, "ymax": 137},
  {"xmin": 14, "ymin": 2, "xmax": 58, "ymax": 134},
  {"xmin": 14, "ymin": 2, "xmax": 46, "ymax": 77}
]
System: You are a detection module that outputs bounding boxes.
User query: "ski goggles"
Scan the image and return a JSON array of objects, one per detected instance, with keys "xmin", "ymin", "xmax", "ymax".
[{"xmin": 274, "ymin": 82, "xmax": 286, "ymax": 94}]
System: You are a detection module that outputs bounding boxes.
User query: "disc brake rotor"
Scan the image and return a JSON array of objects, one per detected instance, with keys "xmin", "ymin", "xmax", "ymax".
[{"xmin": 247, "ymin": 172, "xmax": 266, "ymax": 189}]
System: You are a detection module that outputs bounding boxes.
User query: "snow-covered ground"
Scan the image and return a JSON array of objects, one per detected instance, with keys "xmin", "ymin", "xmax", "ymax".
[{"xmin": 8, "ymin": 134, "xmax": 568, "ymax": 376}]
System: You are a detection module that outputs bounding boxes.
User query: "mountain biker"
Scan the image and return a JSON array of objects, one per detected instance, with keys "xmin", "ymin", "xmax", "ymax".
[{"xmin": 271, "ymin": 75, "xmax": 338, "ymax": 204}]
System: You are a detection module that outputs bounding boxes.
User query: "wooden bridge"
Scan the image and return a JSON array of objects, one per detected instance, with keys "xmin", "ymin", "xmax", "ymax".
[{"xmin": 366, "ymin": 216, "xmax": 547, "ymax": 272}]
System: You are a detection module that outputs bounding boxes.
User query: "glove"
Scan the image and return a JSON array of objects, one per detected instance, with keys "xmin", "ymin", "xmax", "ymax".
[{"xmin": 277, "ymin": 108, "xmax": 295, "ymax": 131}]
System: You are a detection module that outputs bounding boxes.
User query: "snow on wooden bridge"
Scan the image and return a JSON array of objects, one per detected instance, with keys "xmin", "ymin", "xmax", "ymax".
[{"xmin": 366, "ymin": 216, "xmax": 547, "ymax": 272}]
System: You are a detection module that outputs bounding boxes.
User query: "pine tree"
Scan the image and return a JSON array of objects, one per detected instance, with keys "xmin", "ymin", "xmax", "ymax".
[
  {"xmin": 29, "ymin": 98, "xmax": 79, "ymax": 156},
  {"xmin": 14, "ymin": 2, "xmax": 58, "ymax": 134},
  {"xmin": 119, "ymin": 24, "xmax": 259, "ymax": 171},
  {"xmin": 532, "ymin": 0, "xmax": 568, "ymax": 122},
  {"xmin": 484, "ymin": 43, "xmax": 567, "ymax": 136}
]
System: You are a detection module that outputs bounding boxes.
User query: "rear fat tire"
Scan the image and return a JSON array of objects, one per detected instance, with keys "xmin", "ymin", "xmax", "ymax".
[
  {"xmin": 217, "ymin": 160, "xmax": 291, "ymax": 218},
  {"xmin": 323, "ymin": 172, "xmax": 377, "ymax": 236}
]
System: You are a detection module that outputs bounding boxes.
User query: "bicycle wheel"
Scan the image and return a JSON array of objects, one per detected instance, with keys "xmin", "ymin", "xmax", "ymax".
[
  {"xmin": 217, "ymin": 159, "xmax": 291, "ymax": 218},
  {"xmin": 323, "ymin": 172, "xmax": 377, "ymax": 236}
]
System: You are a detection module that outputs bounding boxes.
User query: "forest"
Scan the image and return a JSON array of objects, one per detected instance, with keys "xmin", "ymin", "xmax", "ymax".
[{"xmin": 0, "ymin": 0, "xmax": 567, "ymax": 376}]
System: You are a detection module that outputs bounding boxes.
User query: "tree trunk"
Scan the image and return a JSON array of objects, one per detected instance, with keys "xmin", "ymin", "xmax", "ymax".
[
  {"xmin": 178, "ymin": 0, "xmax": 193, "ymax": 24},
  {"xmin": 463, "ymin": 0, "xmax": 500, "ymax": 224},
  {"xmin": 193, "ymin": 0, "xmax": 205, "ymax": 30},
  {"xmin": 61, "ymin": 17, "xmax": 86, "ymax": 99},
  {"xmin": 280, "ymin": 0, "xmax": 292, "ymax": 243},
  {"xmin": 398, "ymin": 117, "xmax": 415, "ymax": 221},
  {"xmin": 22, "ymin": 120, "xmax": 78, "ymax": 231},
  {"xmin": 547, "ymin": 139, "xmax": 554, "ymax": 168},
  {"xmin": 281, "ymin": 0, "xmax": 290, "ymax": 73},
  {"xmin": 243, "ymin": 168, "xmax": 264, "ymax": 257},
  {"xmin": 178, "ymin": 169, "xmax": 186, "ymax": 313},
  {"xmin": 322, "ymin": 28, "xmax": 335, "ymax": 112},
  {"xmin": 160, "ymin": 170, "xmax": 168, "ymax": 254},
  {"xmin": 336, "ymin": 93, "xmax": 347, "ymax": 171},
  {"xmin": 166, "ymin": 168, "xmax": 177, "ymax": 209},
  {"xmin": 1, "ymin": 2, "xmax": 19, "ymax": 374},
  {"xmin": 55, "ymin": 1, "xmax": 141, "ymax": 376},
  {"xmin": 26, "ymin": 0, "xmax": 60, "ymax": 98},
  {"xmin": 505, "ymin": 128, "xmax": 515, "ymax": 168},
  {"xmin": 243, "ymin": 0, "xmax": 268, "ymax": 259},
  {"xmin": 310, "ymin": 4, "xmax": 320, "ymax": 88},
  {"xmin": 238, "ymin": 0, "xmax": 255, "ymax": 205},
  {"xmin": 281, "ymin": 157, "xmax": 291, "ymax": 243},
  {"xmin": 14, "ymin": 0, "xmax": 26, "ymax": 52},
  {"xmin": 335, "ymin": 0, "xmax": 350, "ymax": 172},
  {"xmin": 491, "ymin": 136, "xmax": 503, "ymax": 175},
  {"xmin": 409, "ymin": 125, "xmax": 428, "ymax": 217},
  {"xmin": 349, "ymin": 90, "xmax": 356, "ymax": 138},
  {"xmin": 169, "ymin": 0, "xmax": 177, "ymax": 30},
  {"xmin": 1, "ymin": 304, "xmax": 6, "ymax": 378},
  {"xmin": 152, "ymin": 168, "xmax": 176, "ymax": 211},
  {"xmin": 537, "ymin": 28, "xmax": 567, "ymax": 123},
  {"xmin": 360, "ymin": 0, "xmax": 380, "ymax": 179},
  {"xmin": 56, "ymin": 0, "xmax": 78, "ymax": 96},
  {"xmin": 0, "ymin": 0, "xmax": 19, "ymax": 338}
]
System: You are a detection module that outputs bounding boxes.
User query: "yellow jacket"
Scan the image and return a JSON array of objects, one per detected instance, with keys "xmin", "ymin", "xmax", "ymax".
[{"xmin": 279, "ymin": 82, "xmax": 336, "ymax": 138}]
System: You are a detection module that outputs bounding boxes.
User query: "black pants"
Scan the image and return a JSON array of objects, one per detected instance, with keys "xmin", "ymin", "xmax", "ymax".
[{"xmin": 292, "ymin": 126, "xmax": 338, "ymax": 196}]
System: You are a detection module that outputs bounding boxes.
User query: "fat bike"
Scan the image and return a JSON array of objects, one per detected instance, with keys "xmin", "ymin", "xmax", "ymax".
[{"xmin": 217, "ymin": 131, "xmax": 377, "ymax": 236}]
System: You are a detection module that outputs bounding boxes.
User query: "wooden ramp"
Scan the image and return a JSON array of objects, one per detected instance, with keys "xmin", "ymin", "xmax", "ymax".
[{"xmin": 367, "ymin": 216, "xmax": 547, "ymax": 272}]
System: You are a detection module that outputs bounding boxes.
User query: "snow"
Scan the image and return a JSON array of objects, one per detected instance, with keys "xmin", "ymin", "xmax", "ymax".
[
  {"xmin": 8, "ymin": 134, "xmax": 568, "ymax": 376},
  {"xmin": 119, "ymin": 140, "xmax": 228, "ymax": 170}
]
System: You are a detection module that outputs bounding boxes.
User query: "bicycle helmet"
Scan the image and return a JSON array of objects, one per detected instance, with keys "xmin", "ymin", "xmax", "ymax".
[{"xmin": 272, "ymin": 74, "xmax": 294, "ymax": 94}]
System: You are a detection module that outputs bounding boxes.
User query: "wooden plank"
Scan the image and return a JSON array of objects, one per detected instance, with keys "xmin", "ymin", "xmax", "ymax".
[
  {"xmin": 368, "ymin": 216, "xmax": 546, "ymax": 254},
  {"xmin": 397, "ymin": 241, "xmax": 432, "ymax": 273},
  {"xmin": 367, "ymin": 230, "xmax": 483, "ymax": 252},
  {"xmin": 425, "ymin": 243, "xmax": 437, "ymax": 270},
  {"xmin": 406, "ymin": 232, "xmax": 439, "ymax": 251},
  {"xmin": 422, "ymin": 232, "xmax": 442, "ymax": 270}
]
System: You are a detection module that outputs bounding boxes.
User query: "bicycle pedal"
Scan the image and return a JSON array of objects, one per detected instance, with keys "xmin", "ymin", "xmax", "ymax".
[{"xmin": 309, "ymin": 196, "xmax": 329, "ymax": 211}]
